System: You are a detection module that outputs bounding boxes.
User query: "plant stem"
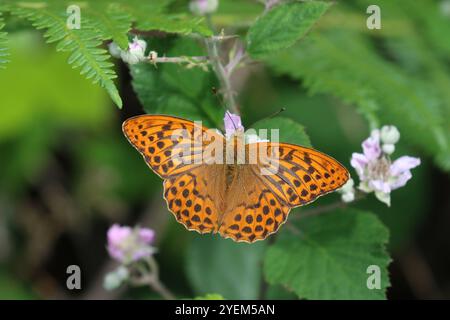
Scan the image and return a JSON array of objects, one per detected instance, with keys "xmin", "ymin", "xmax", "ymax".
[
  {"xmin": 131, "ymin": 256, "xmax": 176, "ymax": 300},
  {"xmin": 146, "ymin": 256, "xmax": 176, "ymax": 300},
  {"xmin": 205, "ymin": 38, "xmax": 239, "ymax": 114}
]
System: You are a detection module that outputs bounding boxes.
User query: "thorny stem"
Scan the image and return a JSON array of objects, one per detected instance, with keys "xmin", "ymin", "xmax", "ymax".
[{"xmin": 131, "ymin": 256, "xmax": 176, "ymax": 300}]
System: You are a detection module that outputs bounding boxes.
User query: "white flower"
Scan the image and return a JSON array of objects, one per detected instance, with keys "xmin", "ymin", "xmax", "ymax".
[{"xmin": 351, "ymin": 127, "xmax": 420, "ymax": 206}]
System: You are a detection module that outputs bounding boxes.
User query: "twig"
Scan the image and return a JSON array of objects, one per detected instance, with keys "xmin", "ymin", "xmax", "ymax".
[
  {"xmin": 398, "ymin": 246, "xmax": 444, "ymax": 299},
  {"xmin": 292, "ymin": 193, "xmax": 366, "ymax": 221},
  {"xmin": 149, "ymin": 56, "xmax": 209, "ymax": 64}
]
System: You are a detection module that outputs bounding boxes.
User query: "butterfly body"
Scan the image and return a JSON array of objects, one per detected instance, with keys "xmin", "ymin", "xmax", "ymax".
[{"xmin": 123, "ymin": 114, "xmax": 349, "ymax": 243}]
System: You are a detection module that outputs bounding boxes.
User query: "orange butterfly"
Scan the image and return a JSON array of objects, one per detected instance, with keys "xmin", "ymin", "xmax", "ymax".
[{"xmin": 122, "ymin": 114, "xmax": 349, "ymax": 243}]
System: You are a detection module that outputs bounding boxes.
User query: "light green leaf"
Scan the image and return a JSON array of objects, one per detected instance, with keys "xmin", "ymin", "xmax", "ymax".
[
  {"xmin": 251, "ymin": 117, "xmax": 311, "ymax": 147},
  {"xmin": 194, "ymin": 294, "xmax": 225, "ymax": 300},
  {"xmin": 247, "ymin": 1, "xmax": 331, "ymax": 58},
  {"xmin": 186, "ymin": 235, "xmax": 265, "ymax": 299},
  {"xmin": 264, "ymin": 209, "xmax": 391, "ymax": 299},
  {"xmin": 10, "ymin": 6, "xmax": 122, "ymax": 108},
  {"xmin": 0, "ymin": 11, "xmax": 9, "ymax": 69}
]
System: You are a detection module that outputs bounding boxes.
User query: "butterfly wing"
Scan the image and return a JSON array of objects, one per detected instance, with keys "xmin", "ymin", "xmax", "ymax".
[
  {"xmin": 122, "ymin": 115, "xmax": 224, "ymax": 178},
  {"xmin": 123, "ymin": 115, "xmax": 226, "ymax": 235},
  {"xmin": 218, "ymin": 142, "xmax": 349, "ymax": 243}
]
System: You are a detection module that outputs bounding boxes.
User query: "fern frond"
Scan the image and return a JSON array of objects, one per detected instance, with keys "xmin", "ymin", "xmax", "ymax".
[
  {"xmin": 10, "ymin": 5, "xmax": 122, "ymax": 107},
  {"xmin": 85, "ymin": 2, "xmax": 132, "ymax": 50},
  {"xmin": 0, "ymin": 11, "xmax": 10, "ymax": 69}
]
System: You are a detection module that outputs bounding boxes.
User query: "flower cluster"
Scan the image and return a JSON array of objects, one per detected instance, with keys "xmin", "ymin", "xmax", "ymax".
[
  {"xmin": 348, "ymin": 125, "xmax": 420, "ymax": 206},
  {"xmin": 103, "ymin": 224, "xmax": 156, "ymax": 290},
  {"xmin": 108, "ymin": 37, "xmax": 148, "ymax": 65},
  {"xmin": 107, "ymin": 224, "xmax": 156, "ymax": 264}
]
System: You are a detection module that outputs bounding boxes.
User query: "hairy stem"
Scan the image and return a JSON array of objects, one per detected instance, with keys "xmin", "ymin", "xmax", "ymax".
[
  {"xmin": 131, "ymin": 256, "xmax": 176, "ymax": 300},
  {"xmin": 204, "ymin": 14, "xmax": 239, "ymax": 114}
]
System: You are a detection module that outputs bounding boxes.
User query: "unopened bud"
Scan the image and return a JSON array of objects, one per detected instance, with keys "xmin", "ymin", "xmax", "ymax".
[{"xmin": 380, "ymin": 125, "xmax": 400, "ymax": 145}]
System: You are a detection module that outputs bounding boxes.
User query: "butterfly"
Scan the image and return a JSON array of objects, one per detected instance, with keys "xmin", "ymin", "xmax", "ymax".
[{"xmin": 122, "ymin": 114, "xmax": 349, "ymax": 243}]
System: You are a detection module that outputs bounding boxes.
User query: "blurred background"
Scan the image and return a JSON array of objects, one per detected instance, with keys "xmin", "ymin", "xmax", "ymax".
[{"xmin": 0, "ymin": 0, "xmax": 449, "ymax": 299}]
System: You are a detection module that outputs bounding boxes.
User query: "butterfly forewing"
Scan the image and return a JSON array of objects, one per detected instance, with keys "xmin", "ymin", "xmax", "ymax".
[
  {"xmin": 122, "ymin": 115, "xmax": 224, "ymax": 178},
  {"xmin": 256, "ymin": 143, "xmax": 350, "ymax": 206}
]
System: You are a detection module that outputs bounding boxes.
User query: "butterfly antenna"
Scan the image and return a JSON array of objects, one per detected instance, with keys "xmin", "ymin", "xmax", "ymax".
[{"xmin": 268, "ymin": 107, "xmax": 286, "ymax": 119}]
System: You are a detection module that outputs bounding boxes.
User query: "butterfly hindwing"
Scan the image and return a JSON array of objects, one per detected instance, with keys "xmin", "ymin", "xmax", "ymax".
[
  {"xmin": 218, "ymin": 165, "xmax": 291, "ymax": 243},
  {"xmin": 164, "ymin": 165, "xmax": 225, "ymax": 235}
]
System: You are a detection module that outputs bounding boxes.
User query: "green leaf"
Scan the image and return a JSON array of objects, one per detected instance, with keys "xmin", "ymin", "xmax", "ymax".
[
  {"xmin": 186, "ymin": 235, "xmax": 265, "ymax": 299},
  {"xmin": 264, "ymin": 209, "xmax": 391, "ymax": 299},
  {"xmin": 194, "ymin": 294, "xmax": 225, "ymax": 300},
  {"xmin": 267, "ymin": 27, "xmax": 450, "ymax": 171},
  {"xmin": 251, "ymin": 117, "xmax": 311, "ymax": 147},
  {"xmin": 161, "ymin": 38, "xmax": 207, "ymax": 99},
  {"xmin": 131, "ymin": 62, "xmax": 163, "ymax": 109},
  {"xmin": 130, "ymin": 40, "xmax": 220, "ymax": 128},
  {"xmin": 157, "ymin": 94, "xmax": 208, "ymax": 123},
  {"xmin": 247, "ymin": 1, "xmax": 331, "ymax": 58}
]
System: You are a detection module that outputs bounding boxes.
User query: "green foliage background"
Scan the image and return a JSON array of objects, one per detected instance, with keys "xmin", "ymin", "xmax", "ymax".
[{"xmin": 0, "ymin": 0, "xmax": 448, "ymax": 300}]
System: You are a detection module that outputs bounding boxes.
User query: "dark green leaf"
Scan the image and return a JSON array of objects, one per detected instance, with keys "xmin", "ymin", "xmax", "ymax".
[
  {"xmin": 251, "ymin": 117, "xmax": 311, "ymax": 147},
  {"xmin": 186, "ymin": 235, "xmax": 265, "ymax": 299},
  {"xmin": 264, "ymin": 209, "xmax": 391, "ymax": 299}
]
